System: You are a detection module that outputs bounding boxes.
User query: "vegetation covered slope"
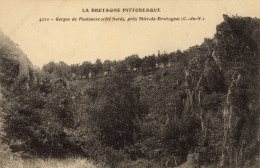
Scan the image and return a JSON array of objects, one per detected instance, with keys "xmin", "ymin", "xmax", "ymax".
[
  {"xmin": 0, "ymin": 15, "xmax": 259, "ymax": 168},
  {"xmin": 134, "ymin": 15, "xmax": 260, "ymax": 167}
]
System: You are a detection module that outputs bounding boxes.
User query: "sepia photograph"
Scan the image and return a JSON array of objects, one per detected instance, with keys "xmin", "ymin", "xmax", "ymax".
[{"xmin": 0, "ymin": 0, "xmax": 259, "ymax": 167}]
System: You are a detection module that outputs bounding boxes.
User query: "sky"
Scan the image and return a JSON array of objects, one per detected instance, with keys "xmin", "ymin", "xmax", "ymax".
[{"xmin": 0, "ymin": 0, "xmax": 259, "ymax": 67}]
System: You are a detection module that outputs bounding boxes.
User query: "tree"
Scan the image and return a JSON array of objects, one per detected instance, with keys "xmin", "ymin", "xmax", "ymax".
[
  {"xmin": 125, "ymin": 54, "xmax": 142, "ymax": 71},
  {"xmin": 113, "ymin": 61, "xmax": 128, "ymax": 74},
  {"xmin": 51, "ymin": 61, "xmax": 69, "ymax": 79},
  {"xmin": 93, "ymin": 59, "xmax": 103, "ymax": 75},
  {"xmin": 103, "ymin": 60, "xmax": 113, "ymax": 72},
  {"xmin": 85, "ymin": 73, "xmax": 148, "ymax": 149},
  {"xmin": 79, "ymin": 61, "xmax": 93, "ymax": 78},
  {"xmin": 42, "ymin": 61, "xmax": 56, "ymax": 74},
  {"xmin": 2, "ymin": 79, "xmax": 75, "ymax": 157},
  {"xmin": 141, "ymin": 55, "xmax": 156, "ymax": 72},
  {"xmin": 69, "ymin": 64, "xmax": 80, "ymax": 76},
  {"xmin": 157, "ymin": 52, "xmax": 169, "ymax": 66}
]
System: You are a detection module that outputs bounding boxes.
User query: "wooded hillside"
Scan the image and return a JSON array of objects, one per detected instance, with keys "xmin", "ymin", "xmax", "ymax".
[{"xmin": 0, "ymin": 15, "xmax": 259, "ymax": 168}]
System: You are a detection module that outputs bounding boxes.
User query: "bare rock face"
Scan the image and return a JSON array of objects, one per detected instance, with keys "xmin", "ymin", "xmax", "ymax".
[{"xmin": 0, "ymin": 30, "xmax": 35, "ymax": 91}]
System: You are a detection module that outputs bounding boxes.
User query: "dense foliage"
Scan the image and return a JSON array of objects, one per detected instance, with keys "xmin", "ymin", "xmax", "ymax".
[{"xmin": 0, "ymin": 15, "xmax": 259, "ymax": 168}]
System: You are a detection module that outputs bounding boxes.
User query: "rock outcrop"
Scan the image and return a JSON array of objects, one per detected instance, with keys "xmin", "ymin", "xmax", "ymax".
[{"xmin": 0, "ymin": 30, "xmax": 35, "ymax": 91}]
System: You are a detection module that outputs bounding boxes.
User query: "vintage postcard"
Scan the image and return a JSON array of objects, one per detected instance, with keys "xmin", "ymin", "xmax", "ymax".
[{"xmin": 0, "ymin": 0, "xmax": 259, "ymax": 167}]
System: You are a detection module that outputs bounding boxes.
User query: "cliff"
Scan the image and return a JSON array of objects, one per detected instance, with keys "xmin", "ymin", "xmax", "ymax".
[
  {"xmin": 0, "ymin": 30, "xmax": 35, "ymax": 92},
  {"xmin": 135, "ymin": 15, "xmax": 260, "ymax": 167}
]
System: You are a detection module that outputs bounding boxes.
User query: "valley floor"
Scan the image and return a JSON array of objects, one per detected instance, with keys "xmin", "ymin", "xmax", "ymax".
[{"xmin": 0, "ymin": 157, "xmax": 103, "ymax": 168}]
